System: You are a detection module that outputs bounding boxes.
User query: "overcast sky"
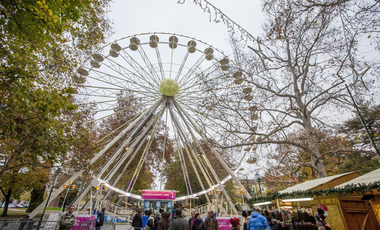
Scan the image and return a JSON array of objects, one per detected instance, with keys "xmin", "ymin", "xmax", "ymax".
[{"xmin": 108, "ymin": 0, "xmax": 265, "ymax": 52}]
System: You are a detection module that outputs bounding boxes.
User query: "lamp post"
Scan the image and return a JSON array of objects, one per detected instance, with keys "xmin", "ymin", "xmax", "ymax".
[
  {"xmin": 37, "ymin": 168, "xmax": 61, "ymax": 230},
  {"xmin": 61, "ymin": 182, "xmax": 76, "ymax": 213},
  {"xmin": 257, "ymin": 177, "xmax": 262, "ymax": 196},
  {"xmin": 95, "ymin": 183, "xmax": 108, "ymax": 211}
]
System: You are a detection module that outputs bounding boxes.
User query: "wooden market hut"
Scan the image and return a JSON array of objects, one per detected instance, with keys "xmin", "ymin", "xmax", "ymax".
[
  {"xmin": 277, "ymin": 171, "xmax": 361, "ymax": 230},
  {"xmin": 334, "ymin": 168, "xmax": 380, "ymax": 230}
]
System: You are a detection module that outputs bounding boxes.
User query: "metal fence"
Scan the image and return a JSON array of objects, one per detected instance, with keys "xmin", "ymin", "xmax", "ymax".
[
  {"xmin": 78, "ymin": 220, "xmax": 95, "ymax": 230},
  {"xmin": 0, "ymin": 220, "xmax": 59, "ymax": 230},
  {"xmin": 0, "ymin": 219, "xmax": 116, "ymax": 230}
]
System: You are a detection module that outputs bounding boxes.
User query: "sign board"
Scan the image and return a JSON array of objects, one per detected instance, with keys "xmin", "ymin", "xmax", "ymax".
[
  {"xmin": 72, "ymin": 215, "xmax": 96, "ymax": 230},
  {"xmin": 142, "ymin": 190, "xmax": 176, "ymax": 200},
  {"xmin": 216, "ymin": 217, "xmax": 236, "ymax": 230}
]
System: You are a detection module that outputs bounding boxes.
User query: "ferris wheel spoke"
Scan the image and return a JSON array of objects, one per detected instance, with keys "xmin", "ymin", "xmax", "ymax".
[
  {"xmin": 177, "ymin": 86, "xmax": 244, "ymax": 99},
  {"xmin": 174, "ymin": 52, "xmax": 190, "ymax": 82},
  {"xmin": 170, "ymin": 103, "xmax": 217, "ymax": 187},
  {"xmin": 87, "ymin": 69, "xmax": 158, "ymax": 96},
  {"xmin": 92, "ymin": 98, "xmax": 158, "ymax": 124},
  {"xmin": 96, "ymin": 112, "xmax": 144, "ymax": 144},
  {"xmin": 168, "ymin": 101, "xmax": 193, "ymax": 194},
  {"xmin": 180, "ymin": 72, "xmax": 231, "ymax": 95},
  {"xmin": 175, "ymin": 113, "xmax": 213, "ymax": 192},
  {"xmin": 175, "ymin": 99, "xmax": 243, "ymax": 146},
  {"xmin": 154, "ymin": 45, "xmax": 166, "ymax": 81},
  {"xmin": 82, "ymin": 85, "xmax": 158, "ymax": 103},
  {"xmin": 137, "ymin": 45, "xmax": 162, "ymax": 85},
  {"xmin": 97, "ymin": 59, "xmax": 158, "ymax": 92},
  {"xmin": 177, "ymin": 98, "xmax": 245, "ymax": 122},
  {"xmin": 75, "ymin": 99, "xmax": 120, "ymax": 106},
  {"xmin": 177, "ymin": 54, "xmax": 207, "ymax": 86},
  {"xmin": 118, "ymin": 49, "xmax": 159, "ymax": 88},
  {"xmin": 179, "ymin": 61, "xmax": 220, "ymax": 90}
]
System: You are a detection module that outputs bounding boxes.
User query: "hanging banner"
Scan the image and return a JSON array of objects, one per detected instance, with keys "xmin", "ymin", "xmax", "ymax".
[
  {"xmin": 72, "ymin": 215, "xmax": 96, "ymax": 230},
  {"xmin": 216, "ymin": 217, "xmax": 234, "ymax": 230},
  {"xmin": 142, "ymin": 190, "xmax": 176, "ymax": 200}
]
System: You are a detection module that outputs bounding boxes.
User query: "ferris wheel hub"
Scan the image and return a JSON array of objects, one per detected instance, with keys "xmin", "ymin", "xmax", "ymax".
[{"xmin": 158, "ymin": 79, "xmax": 180, "ymax": 96}]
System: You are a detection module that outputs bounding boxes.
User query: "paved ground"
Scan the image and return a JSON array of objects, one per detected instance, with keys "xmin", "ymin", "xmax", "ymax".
[{"xmin": 115, "ymin": 225, "xmax": 134, "ymax": 230}]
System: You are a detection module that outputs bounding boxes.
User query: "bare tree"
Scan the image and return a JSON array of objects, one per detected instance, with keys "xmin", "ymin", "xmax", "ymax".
[{"xmin": 182, "ymin": 0, "xmax": 380, "ymax": 178}]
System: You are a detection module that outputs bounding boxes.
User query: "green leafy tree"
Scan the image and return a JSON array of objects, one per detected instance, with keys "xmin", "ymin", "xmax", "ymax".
[
  {"xmin": 339, "ymin": 102, "xmax": 380, "ymax": 174},
  {"xmin": 0, "ymin": 163, "xmax": 50, "ymax": 216},
  {"xmin": 0, "ymin": 0, "xmax": 112, "ymax": 179}
]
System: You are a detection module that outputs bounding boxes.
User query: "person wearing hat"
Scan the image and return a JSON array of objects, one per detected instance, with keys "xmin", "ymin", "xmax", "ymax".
[
  {"xmin": 315, "ymin": 205, "xmax": 331, "ymax": 230},
  {"xmin": 229, "ymin": 218, "xmax": 240, "ymax": 230},
  {"xmin": 192, "ymin": 213, "xmax": 204, "ymax": 230}
]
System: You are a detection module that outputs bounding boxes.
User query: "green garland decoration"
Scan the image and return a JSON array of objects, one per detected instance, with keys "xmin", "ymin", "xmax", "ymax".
[{"xmin": 247, "ymin": 181, "xmax": 380, "ymax": 204}]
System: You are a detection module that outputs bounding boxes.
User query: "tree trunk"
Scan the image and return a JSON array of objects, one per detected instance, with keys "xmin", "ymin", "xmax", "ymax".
[
  {"xmin": 1, "ymin": 188, "xmax": 12, "ymax": 217},
  {"xmin": 303, "ymin": 115, "xmax": 327, "ymax": 178},
  {"xmin": 26, "ymin": 186, "xmax": 46, "ymax": 213}
]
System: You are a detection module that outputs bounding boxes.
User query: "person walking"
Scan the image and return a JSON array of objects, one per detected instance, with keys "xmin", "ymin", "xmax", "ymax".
[
  {"xmin": 59, "ymin": 205, "xmax": 76, "ymax": 230},
  {"xmin": 247, "ymin": 210, "xmax": 270, "ymax": 230},
  {"xmin": 243, "ymin": 217, "xmax": 249, "ymax": 230},
  {"xmin": 204, "ymin": 211, "xmax": 219, "ymax": 230},
  {"xmin": 146, "ymin": 214, "xmax": 155, "ymax": 230},
  {"xmin": 188, "ymin": 211, "xmax": 196, "ymax": 230},
  {"xmin": 168, "ymin": 209, "xmax": 189, "ymax": 230},
  {"xmin": 132, "ymin": 209, "xmax": 143, "ymax": 230},
  {"xmin": 157, "ymin": 212, "xmax": 171, "ymax": 230},
  {"xmin": 154, "ymin": 212, "xmax": 162, "ymax": 230},
  {"xmin": 96, "ymin": 208, "xmax": 105, "ymax": 230},
  {"xmin": 229, "ymin": 218, "xmax": 240, "ymax": 230},
  {"xmin": 191, "ymin": 213, "xmax": 204, "ymax": 230}
]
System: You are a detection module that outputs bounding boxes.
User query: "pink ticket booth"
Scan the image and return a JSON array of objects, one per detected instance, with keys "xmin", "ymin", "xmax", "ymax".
[{"xmin": 141, "ymin": 190, "xmax": 176, "ymax": 227}]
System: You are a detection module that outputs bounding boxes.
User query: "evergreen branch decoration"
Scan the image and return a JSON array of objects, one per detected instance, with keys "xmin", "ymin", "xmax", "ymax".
[
  {"xmin": 247, "ymin": 181, "xmax": 380, "ymax": 203},
  {"xmin": 177, "ymin": 0, "xmax": 255, "ymax": 43}
]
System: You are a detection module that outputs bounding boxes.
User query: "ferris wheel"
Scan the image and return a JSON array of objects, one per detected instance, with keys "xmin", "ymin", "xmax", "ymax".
[{"xmin": 29, "ymin": 32, "xmax": 261, "ymax": 218}]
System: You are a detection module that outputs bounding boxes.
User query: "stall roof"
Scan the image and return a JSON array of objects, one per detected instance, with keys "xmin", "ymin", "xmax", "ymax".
[
  {"xmin": 279, "ymin": 172, "xmax": 357, "ymax": 194},
  {"xmin": 335, "ymin": 168, "xmax": 380, "ymax": 188}
]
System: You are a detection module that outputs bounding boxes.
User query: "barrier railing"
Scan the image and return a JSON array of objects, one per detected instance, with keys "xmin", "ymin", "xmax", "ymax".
[
  {"xmin": 0, "ymin": 220, "xmax": 59, "ymax": 230},
  {"xmin": 78, "ymin": 220, "xmax": 96, "ymax": 230}
]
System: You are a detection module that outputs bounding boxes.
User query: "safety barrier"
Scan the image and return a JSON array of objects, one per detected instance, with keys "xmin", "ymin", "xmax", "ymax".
[
  {"xmin": 78, "ymin": 220, "xmax": 96, "ymax": 230},
  {"xmin": 0, "ymin": 218, "xmax": 119, "ymax": 230},
  {"xmin": 0, "ymin": 220, "xmax": 59, "ymax": 230}
]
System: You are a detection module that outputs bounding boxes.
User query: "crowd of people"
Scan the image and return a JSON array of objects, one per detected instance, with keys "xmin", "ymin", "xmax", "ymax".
[
  {"xmin": 57, "ymin": 205, "xmax": 330, "ymax": 230},
  {"xmin": 132, "ymin": 208, "xmax": 220, "ymax": 230}
]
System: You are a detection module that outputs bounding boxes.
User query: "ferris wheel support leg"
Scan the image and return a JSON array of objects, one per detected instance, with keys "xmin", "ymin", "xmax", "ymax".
[
  {"xmin": 174, "ymin": 101, "xmax": 252, "ymax": 199},
  {"xmin": 173, "ymin": 101, "xmax": 238, "ymax": 215},
  {"xmin": 102, "ymin": 129, "xmax": 153, "ymax": 201},
  {"xmin": 94, "ymin": 101, "xmax": 166, "ymax": 204},
  {"xmin": 69, "ymin": 99, "xmax": 164, "ymax": 207},
  {"xmin": 173, "ymin": 110, "xmax": 211, "ymax": 205}
]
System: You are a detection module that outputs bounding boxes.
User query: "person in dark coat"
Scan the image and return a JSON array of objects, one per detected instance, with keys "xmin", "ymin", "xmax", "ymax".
[
  {"xmin": 154, "ymin": 212, "xmax": 162, "ymax": 230},
  {"xmin": 168, "ymin": 209, "xmax": 189, "ymax": 230},
  {"xmin": 188, "ymin": 211, "xmax": 196, "ymax": 230},
  {"xmin": 243, "ymin": 217, "xmax": 249, "ymax": 230},
  {"xmin": 267, "ymin": 217, "xmax": 277, "ymax": 230},
  {"xmin": 204, "ymin": 211, "xmax": 219, "ymax": 230},
  {"xmin": 96, "ymin": 207, "xmax": 105, "ymax": 230},
  {"xmin": 59, "ymin": 205, "xmax": 76, "ymax": 230},
  {"xmin": 132, "ymin": 209, "xmax": 143, "ymax": 230},
  {"xmin": 191, "ymin": 213, "xmax": 204, "ymax": 230},
  {"xmin": 157, "ymin": 211, "xmax": 171, "ymax": 230}
]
